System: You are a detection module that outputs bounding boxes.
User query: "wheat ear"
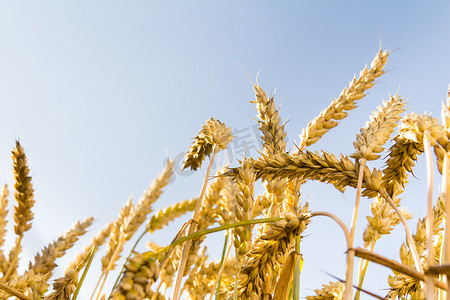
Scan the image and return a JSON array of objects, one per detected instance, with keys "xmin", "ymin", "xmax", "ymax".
[
  {"xmin": 25, "ymin": 217, "xmax": 94, "ymax": 297},
  {"xmin": 3, "ymin": 141, "xmax": 36, "ymax": 282},
  {"xmin": 230, "ymin": 208, "xmax": 310, "ymax": 299},
  {"xmin": 232, "ymin": 159, "xmax": 255, "ymax": 260},
  {"xmin": 351, "ymin": 94, "xmax": 405, "ymax": 161},
  {"xmin": 252, "ymin": 83, "xmax": 287, "ymax": 154},
  {"xmin": 299, "ymin": 49, "xmax": 389, "ymax": 149},
  {"xmin": 305, "ymin": 281, "xmax": 344, "ymax": 300},
  {"xmin": 110, "ymin": 251, "xmax": 160, "ymax": 299},
  {"xmin": 67, "ymin": 221, "xmax": 113, "ymax": 272},
  {"xmin": 228, "ymin": 151, "xmax": 383, "ymax": 198},
  {"xmin": 146, "ymin": 198, "xmax": 197, "ymax": 233}
]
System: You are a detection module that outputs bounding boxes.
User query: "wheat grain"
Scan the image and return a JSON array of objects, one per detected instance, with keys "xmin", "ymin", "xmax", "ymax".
[
  {"xmin": 305, "ymin": 281, "xmax": 344, "ymax": 300},
  {"xmin": 102, "ymin": 199, "xmax": 134, "ymax": 273},
  {"xmin": 228, "ymin": 151, "xmax": 382, "ymax": 198},
  {"xmin": 362, "ymin": 196, "xmax": 411, "ymax": 247},
  {"xmin": 251, "ymin": 84, "xmax": 287, "ymax": 154},
  {"xmin": 67, "ymin": 221, "xmax": 113, "ymax": 272},
  {"xmin": 12, "ymin": 141, "xmax": 35, "ymax": 237},
  {"xmin": 44, "ymin": 270, "xmax": 78, "ymax": 300},
  {"xmin": 184, "ymin": 251, "xmax": 235, "ymax": 300},
  {"xmin": 382, "ymin": 135, "xmax": 424, "ymax": 198},
  {"xmin": 299, "ymin": 49, "xmax": 389, "ymax": 149},
  {"xmin": 110, "ymin": 251, "xmax": 160, "ymax": 300},
  {"xmin": 183, "ymin": 119, "xmax": 233, "ymax": 171},
  {"xmin": 399, "ymin": 113, "xmax": 444, "ymax": 145},
  {"xmin": 123, "ymin": 159, "xmax": 174, "ymax": 241},
  {"xmin": 230, "ymin": 208, "xmax": 310, "ymax": 299},
  {"xmin": 215, "ymin": 178, "xmax": 235, "ymax": 226},
  {"xmin": 3, "ymin": 142, "xmax": 36, "ymax": 281},
  {"xmin": 183, "ymin": 135, "xmax": 214, "ymax": 171},
  {"xmin": 29, "ymin": 217, "xmax": 94, "ymax": 276},
  {"xmin": 146, "ymin": 198, "xmax": 197, "ymax": 233},
  {"xmin": 351, "ymin": 94, "xmax": 405, "ymax": 161},
  {"xmin": 232, "ymin": 159, "xmax": 255, "ymax": 258},
  {"xmin": 0, "ymin": 270, "xmax": 42, "ymax": 299},
  {"xmin": 434, "ymin": 87, "xmax": 450, "ymax": 174},
  {"xmin": 25, "ymin": 217, "xmax": 93, "ymax": 297},
  {"xmin": 159, "ymin": 245, "xmax": 183, "ymax": 289},
  {"xmin": 102, "ymin": 159, "xmax": 173, "ymax": 275}
]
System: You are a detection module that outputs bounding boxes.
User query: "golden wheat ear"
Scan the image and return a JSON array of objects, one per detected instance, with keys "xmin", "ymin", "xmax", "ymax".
[
  {"xmin": 146, "ymin": 197, "xmax": 197, "ymax": 233},
  {"xmin": 2, "ymin": 141, "xmax": 36, "ymax": 281},
  {"xmin": 25, "ymin": 217, "xmax": 94, "ymax": 296},
  {"xmin": 299, "ymin": 49, "xmax": 390, "ymax": 149},
  {"xmin": 183, "ymin": 118, "xmax": 233, "ymax": 171},
  {"xmin": 352, "ymin": 94, "xmax": 405, "ymax": 161},
  {"xmin": 305, "ymin": 281, "xmax": 345, "ymax": 300},
  {"xmin": 67, "ymin": 221, "xmax": 113, "ymax": 273},
  {"xmin": 252, "ymin": 84, "xmax": 287, "ymax": 154}
]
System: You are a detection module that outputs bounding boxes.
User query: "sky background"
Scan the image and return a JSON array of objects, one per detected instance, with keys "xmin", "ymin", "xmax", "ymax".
[{"xmin": 1, "ymin": 1, "xmax": 450, "ymax": 299}]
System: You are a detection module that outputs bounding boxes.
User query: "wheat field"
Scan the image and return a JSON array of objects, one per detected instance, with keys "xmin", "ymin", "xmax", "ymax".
[{"xmin": 1, "ymin": 48, "xmax": 450, "ymax": 300}]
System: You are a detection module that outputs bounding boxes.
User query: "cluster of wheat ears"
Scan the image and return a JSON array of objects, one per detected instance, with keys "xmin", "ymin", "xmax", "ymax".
[{"xmin": 1, "ymin": 48, "xmax": 450, "ymax": 300}]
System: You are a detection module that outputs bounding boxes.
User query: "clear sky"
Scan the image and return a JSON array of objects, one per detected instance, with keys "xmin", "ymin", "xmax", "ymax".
[{"xmin": 1, "ymin": 1, "xmax": 450, "ymax": 299}]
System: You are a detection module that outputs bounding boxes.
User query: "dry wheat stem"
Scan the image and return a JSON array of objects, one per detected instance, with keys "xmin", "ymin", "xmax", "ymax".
[
  {"xmin": 0, "ymin": 184, "xmax": 8, "ymax": 255},
  {"xmin": 208, "ymin": 235, "xmax": 233, "ymax": 300},
  {"xmin": 380, "ymin": 189, "xmax": 423, "ymax": 276},
  {"xmin": 354, "ymin": 243, "xmax": 375, "ymax": 300},
  {"xmin": 310, "ymin": 211, "xmax": 351, "ymax": 300},
  {"xmin": 442, "ymin": 154, "xmax": 450, "ymax": 299},
  {"xmin": 71, "ymin": 246, "xmax": 96, "ymax": 300},
  {"xmin": 172, "ymin": 146, "xmax": 217, "ymax": 300},
  {"xmin": 346, "ymin": 159, "xmax": 366, "ymax": 300},
  {"xmin": 354, "ymin": 247, "xmax": 447, "ymax": 291},
  {"xmin": 3, "ymin": 238, "xmax": 22, "ymax": 282},
  {"xmin": 424, "ymin": 135, "xmax": 436, "ymax": 299},
  {"xmin": 183, "ymin": 169, "xmax": 230, "ymax": 276}
]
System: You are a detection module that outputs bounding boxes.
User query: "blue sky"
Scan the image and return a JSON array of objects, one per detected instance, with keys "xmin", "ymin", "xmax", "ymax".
[{"xmin": 1, "ymin": 1, "xmax": 450, "ymax": 298}]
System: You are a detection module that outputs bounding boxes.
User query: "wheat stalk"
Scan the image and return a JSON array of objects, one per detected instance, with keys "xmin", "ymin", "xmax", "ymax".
[
  {"xmin": 173, "ymin": 118, "xmax": 233, "ymax": 300},
  {"xmin": 0, "ymin": 184, "xmax": 9, "ymax": 275}
]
